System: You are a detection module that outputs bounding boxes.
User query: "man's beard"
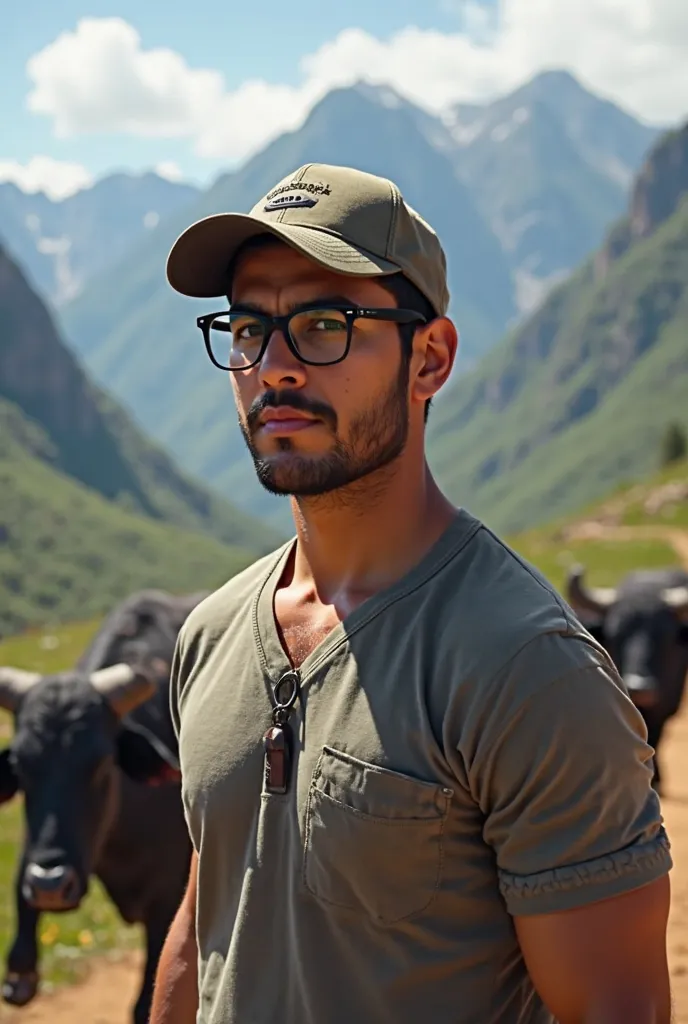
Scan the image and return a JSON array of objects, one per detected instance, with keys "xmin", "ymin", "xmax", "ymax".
[{"xmin": 239, "ymin": 360, "xmax": 410, "ymax": 498}]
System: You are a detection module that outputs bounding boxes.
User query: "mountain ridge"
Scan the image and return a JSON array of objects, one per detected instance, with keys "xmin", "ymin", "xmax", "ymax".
[
  {"xmin": 427, "ymin": 119, "xmax": 688, "ymax": 533},
  {"xmin": 0, "ymin": 241, "xmax": 280, "ymax": 552},
  {"xmin": 0, "ymin": 171, "xmax": 199, "ymax": 306}
]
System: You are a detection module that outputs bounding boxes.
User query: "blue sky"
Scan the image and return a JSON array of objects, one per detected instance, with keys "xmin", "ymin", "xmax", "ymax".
[
  {"xmin": 2, "ymin": 0, "xmax": 483, "ymax": 190},
  {"xmin": 1, "ymin": 0, "xmax": 687, "ymax": 198}
]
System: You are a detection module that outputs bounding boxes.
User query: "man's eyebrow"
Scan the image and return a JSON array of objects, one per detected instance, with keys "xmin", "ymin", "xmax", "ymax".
[{"xmin": 229, "ymin": 294, "xmax": 362, "ymax": 315}]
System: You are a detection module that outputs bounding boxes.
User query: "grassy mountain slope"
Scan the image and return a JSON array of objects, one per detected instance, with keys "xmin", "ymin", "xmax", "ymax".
[
  {"xmin": 504, "ymin": 456, "xmax": 688, "ymax": 593},
  {"xmin": 429, "ymin": 124, "xmax": 688, "ymax": 535},
  {"xmin": 0, "ymin": 241, "xmax": 280, "ymax": 552},
  {"xmin": 0, "ymin": 398, "xmax": 257, "ymax": 636}
]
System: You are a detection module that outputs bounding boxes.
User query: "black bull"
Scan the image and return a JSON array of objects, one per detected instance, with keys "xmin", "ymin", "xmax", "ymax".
[
  {"xmin": 566, "ymin": 566, "xmax": 688, "ymax": 792},
  {"xmin": 0, "ymin": 589, "xmax": 207, "ymax": 1024}
]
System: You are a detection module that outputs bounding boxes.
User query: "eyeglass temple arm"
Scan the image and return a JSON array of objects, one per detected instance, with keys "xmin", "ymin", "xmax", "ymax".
[{"xmin": 358, "ymin": 308, "xmax": 428, "ymax": 324}]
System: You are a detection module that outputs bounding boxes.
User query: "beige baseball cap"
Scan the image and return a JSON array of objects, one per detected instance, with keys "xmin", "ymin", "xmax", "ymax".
[{"xmin": 166, "ymin": 163, "xmax": 450, "ymax": 316}]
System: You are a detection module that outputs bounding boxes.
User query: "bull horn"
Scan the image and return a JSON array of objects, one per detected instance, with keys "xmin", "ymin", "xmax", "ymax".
[
  {"xmin": 90, "ymin": 664, "xmax": 156, "ymax": 719},
  {"xmin": 0, "ymin": 668, "xmax": 41, "ymax": 713},
  {"xmin": 566, "ymin": 565, "xmax": 617, "ymax": 615},
  {"xmin": 662, "ymin": 586, "xmax": 688, "ymax": 619}
]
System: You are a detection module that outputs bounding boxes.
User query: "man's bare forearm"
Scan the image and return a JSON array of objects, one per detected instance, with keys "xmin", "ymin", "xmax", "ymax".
[
  {"xmin": 150, "ymin": 853, "xmax": 199, "ymax": 1024},
  {"xmin": 149, "ymin": 905, "xmax": 198, "ymax": 1023},
  {"xmin": 581, "ymin": 987, "xmax": 672, "ymax": 1024}
]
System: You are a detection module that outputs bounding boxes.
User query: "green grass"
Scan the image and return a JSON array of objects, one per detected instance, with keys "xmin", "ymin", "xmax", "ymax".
[
  {"xmin": 0, "ymin": 622, "xmax": 142, "ymax": 995},
  {"xmin": 0, "ymin": 404, "xmax": 262, "ymax": 636},
  {"xmin": 619, "ymin": 459, "xmax": 688, "ymax": 528},
  {"xmin": 510, "ymin": 534, "xmax": 680, "ymax": 593},
  {"xmin": 506, "ymin": 457, "xmax": 688, "ymax": 587},
  {"xmin": 624, "ymin": 503, "xmax": 688, "ymax": 529}
]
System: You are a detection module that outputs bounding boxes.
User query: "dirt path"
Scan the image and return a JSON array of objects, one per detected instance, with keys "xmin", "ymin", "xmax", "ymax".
[
  {"xmin": 0, "ymin": 953, "xmax": 143, "ymax": 1023},
  {"xmin": 565, "ymin": 521, "xmax": 688, "ymax": 570},
  {"xmin": 658, "ymin": 709, "xmax": 688, "ymax": 1019}
]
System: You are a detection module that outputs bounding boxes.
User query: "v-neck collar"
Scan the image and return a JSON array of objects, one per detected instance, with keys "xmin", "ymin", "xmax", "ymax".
[{"xmin": 252, "ymin": 508, "xmax": 482, "ymax": 685}]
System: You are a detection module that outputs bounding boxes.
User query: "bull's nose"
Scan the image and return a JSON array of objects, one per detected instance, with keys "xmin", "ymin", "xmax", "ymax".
[
  {"xmin": 22, "ymin": 863, "xmax": 81, "ymax": 911},
  {"xmin": 624, "ymin": 674, "xmax": 659, "ymax": 707}
]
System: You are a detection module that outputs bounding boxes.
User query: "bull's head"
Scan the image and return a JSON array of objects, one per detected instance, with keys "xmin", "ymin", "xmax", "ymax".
[
  {"xmin": 0, "ymin": 663, "xmax": 180, "ymax": 913},
  {"xmin": 566, "ymin": 565, "xmax": 688, "ymax": 710}
]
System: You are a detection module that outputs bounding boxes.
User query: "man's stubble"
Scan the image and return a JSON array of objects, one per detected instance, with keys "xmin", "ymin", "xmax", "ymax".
[{"xmin": 238, "ymin": 356, "xmax": 411, "ymax": 500}]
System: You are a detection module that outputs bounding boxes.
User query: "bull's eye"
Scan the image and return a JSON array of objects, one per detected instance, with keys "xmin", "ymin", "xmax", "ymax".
[
  {"xmin": 9, "ymin": 740, "xmax": 41, "ymax": 788},
  {"xmin": 10, "ymin": 758, "xmax": 33, "ymax": 791}
]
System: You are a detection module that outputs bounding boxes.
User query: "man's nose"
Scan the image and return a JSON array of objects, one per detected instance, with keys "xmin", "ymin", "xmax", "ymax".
[{"xmin": 259, "ymin": 329, "xmax": 308, "ymax": 389}]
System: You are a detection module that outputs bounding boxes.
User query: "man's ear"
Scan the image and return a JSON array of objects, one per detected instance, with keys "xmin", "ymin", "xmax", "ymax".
[
  {"xmin": 0, "ymin": 748, "xmax": 19, "ymax": 805},
  {"xmin": 411, "ymin": 317, "xmax": 459, "ymax": 408},
  {"xmin": 116, "ymin": 725, "xmax": 181, "ymax": 787}
]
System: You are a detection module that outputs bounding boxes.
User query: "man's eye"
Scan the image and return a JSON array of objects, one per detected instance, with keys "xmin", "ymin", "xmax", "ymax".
[{"xmin": 235, "ymin": 323, "xmax": 263, "ymax": 340}]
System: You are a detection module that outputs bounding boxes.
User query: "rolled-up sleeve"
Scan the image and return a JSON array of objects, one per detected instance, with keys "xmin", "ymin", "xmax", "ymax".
[{"xmin": 469, "ymin": 647, "xmax": 672, "ymax": 917}]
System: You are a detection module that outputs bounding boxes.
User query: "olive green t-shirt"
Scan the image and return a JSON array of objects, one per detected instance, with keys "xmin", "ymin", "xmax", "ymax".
[{"xmin": 170, "ymin": 509, "xmax": 671, "ymax": 1024}]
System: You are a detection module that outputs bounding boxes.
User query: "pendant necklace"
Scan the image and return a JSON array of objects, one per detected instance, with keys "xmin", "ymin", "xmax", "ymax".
[{"xmin": 263, "ymin": 669, "xmax": 301, "ymax": 795}]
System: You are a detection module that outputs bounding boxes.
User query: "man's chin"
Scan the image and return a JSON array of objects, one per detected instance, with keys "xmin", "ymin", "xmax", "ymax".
[
  {"xmin": 254, "ymin": 471, "xmax": 334, "ymax": 499},
  {"xmin": 252, "ymin": 454, "xmax": 347, "ymax": 498}
]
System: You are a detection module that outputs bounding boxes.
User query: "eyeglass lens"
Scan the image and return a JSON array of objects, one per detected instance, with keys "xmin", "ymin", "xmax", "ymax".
[{"xmin": 208, "ymin": 309, "xmax": 350, "ymax": 368}]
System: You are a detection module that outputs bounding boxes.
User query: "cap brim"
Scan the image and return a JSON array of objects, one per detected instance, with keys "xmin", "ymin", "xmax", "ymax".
[{"xmin": 166, "ymin": 213, "xmax": 401, "ymax": 298}]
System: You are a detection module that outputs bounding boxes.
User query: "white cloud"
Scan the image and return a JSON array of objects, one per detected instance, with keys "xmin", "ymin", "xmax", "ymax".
[
  {"xmin": 155, "ymin": 160, "xmax": 184, "ymax": 182},
  {"xmin": 27, "ymin": 18, "xmax": 225, "ymax": 139},
  {"xmin": 0, "ymin": 156, "xmax": 93, "ymax": 200},
  {"xmin": 25, "ymin": 3, "xmax": 688, "ymax": 167}
]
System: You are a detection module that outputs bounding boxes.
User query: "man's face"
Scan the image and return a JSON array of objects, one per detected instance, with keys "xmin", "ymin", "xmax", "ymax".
[{"xmin": 229, "ymin": 243, "xmax": 418, "ymax": 498}]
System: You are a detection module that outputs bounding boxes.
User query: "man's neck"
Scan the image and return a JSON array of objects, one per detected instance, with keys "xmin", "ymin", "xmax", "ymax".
[{"xmin": 285, "ymin": 458, "xmax": 458, "ymax": 613}]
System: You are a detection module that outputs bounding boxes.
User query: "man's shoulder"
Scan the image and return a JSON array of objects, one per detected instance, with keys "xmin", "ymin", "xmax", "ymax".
[
  {"xmin": 454, "ymin": 516, "xmax": 614, "ymax": 692},
  {"xmin": 437, "ymin": 515, "xmax": 576, "ymax": 642},
  {"xmin": 429, "ymin": 514, "xmax": 610, "ymax": 688},
  {"xmin": 181, "ymin": 539, "xmax": 293, "ymax": 641}
]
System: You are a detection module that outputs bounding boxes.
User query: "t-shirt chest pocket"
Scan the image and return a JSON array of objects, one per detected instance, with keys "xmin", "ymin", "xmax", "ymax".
[{"xmin": 303, "ymin": 746, "xmax": 453, "ymax": 926}]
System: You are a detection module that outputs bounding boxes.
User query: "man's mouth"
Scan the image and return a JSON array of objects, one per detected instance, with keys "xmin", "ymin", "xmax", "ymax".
[{"xmin": 258, "ymin": 407, "xmax": 319, "ymax": 436}]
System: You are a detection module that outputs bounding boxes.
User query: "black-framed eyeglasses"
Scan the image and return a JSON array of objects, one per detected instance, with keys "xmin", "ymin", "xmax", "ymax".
[{"xmin": 196, "ymin": 305, "xmax": 428, "ymax": 371}]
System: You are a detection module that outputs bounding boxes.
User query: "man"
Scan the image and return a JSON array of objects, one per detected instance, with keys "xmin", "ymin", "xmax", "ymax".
[{"xmin": 151, "ymin": 164, "xmax": 672, "ymax": 1024}]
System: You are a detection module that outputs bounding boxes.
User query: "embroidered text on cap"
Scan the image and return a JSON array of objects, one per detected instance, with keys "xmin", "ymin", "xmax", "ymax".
[{"xmin": 265, "ymin": 180, "xmax": 332, "ymax": 201}]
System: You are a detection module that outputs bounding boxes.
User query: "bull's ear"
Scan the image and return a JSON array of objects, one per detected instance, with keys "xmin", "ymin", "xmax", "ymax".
[
  {"xmin": 116, "ymin": 725, "xmax": 181, "ymax": 787},
  {"xmin": 0, "ymin": 749, "xmax": 19, "ymax": 805}
]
